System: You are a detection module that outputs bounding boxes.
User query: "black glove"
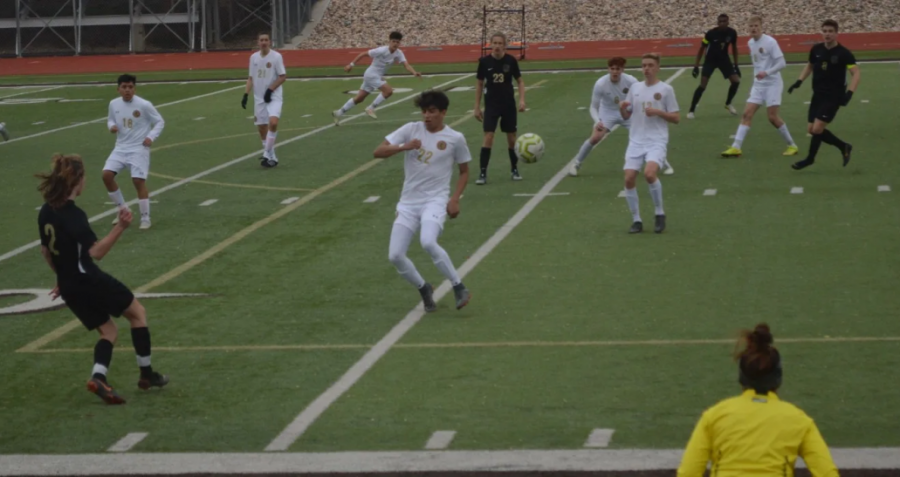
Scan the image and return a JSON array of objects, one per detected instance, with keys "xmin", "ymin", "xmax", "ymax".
[
  {"xmin": 264, "ymin": 89, "xmax": 273, "ymax": 103},
  {"xmin": 691, "ymin": 66, "xmax": 699, "ymax": 78},
  {"xmin": 787, "ymin": 80, "xmax": 803, "ymax": 94},
  {"xmin": 241, "ymin": 93, "xmax": 248, "ymax": 109},
  {"xmin": 734, "ymin": 65, "xmax": 741, "ymax": 77},
  {"xmin": 842, "ymin": 90, "xmax": 854, "ymax": 106}
]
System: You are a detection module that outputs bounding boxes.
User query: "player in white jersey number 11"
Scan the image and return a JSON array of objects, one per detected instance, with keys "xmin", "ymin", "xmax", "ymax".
[
  {"xmin": 721, "ymin": 16, "xmax": 798, "ymax": 158},
  {"xmin": 103, "ymin": 74, "xmax": 165, "ymax": 230},
  {"xmin": 373, "ymin": 91, "xmax": 471, "ymax": 312},
  {"xmin": 242, "ymin": 32, "xmax": 287, "ymax": 168},
  {"xmin": 334, "ymin": 31, "xmax": 422, "ymax": 123}
]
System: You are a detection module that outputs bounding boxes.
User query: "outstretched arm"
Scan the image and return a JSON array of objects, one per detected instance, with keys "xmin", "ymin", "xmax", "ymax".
[{"xmin": 374, "ymin": 139, "xmax": 420, "ymax": 159}]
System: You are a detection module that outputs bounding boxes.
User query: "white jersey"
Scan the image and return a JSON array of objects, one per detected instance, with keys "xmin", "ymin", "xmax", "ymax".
[
  {"xmin": 106, "ymin": 95, "xmax": 164, "ymax": 154},
  {"xmin": 366, "ymin": 45, "xmax": 407, "ymax": 78},
  {"xmin": 385, "ymin": 122, "xmax": 471, "ymax": 206},
  {"xmin": 249, "ymin": 50, "xmax": 286, "ymax": 101},
  {"xmin": 624, "ymin": 80, "xmax": 679, "ymax": 146},
  {"xmin": 591, "ymin": 73, "xmax": 639, "ymax": 122},
  {"xmin": 749, "ymin": 34, "xmax": 785, "ymax": 86}
]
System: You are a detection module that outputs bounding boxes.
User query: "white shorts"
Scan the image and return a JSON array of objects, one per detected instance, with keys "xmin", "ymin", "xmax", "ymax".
[
  {"xmin": 623, "ymin": 142, "xmax": 667, "ymax": 171},
  {"xmin": 747, "ymin": 81, "xmax": 783, "ymax": 107},
  {"xmin": 360, "ymin": 73, "xmax": 386, "ymax": 93},
  {"xmin": 394, "ymin": 200, "xmax": 448, "ymax": 232},
  {"xmin": 254, "ymin": 98, "xmax": 283, "ymax": 125},
  {"xmin": 103, "ymin": 149, "xmax": 151, "ymax": 179},
  {"xmin": 598, "ymin": 111, "xmax": 630, "ymax": 131}
]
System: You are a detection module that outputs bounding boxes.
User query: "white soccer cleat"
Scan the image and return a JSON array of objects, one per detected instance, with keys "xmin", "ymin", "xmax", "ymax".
[
  {"xmin": 726, "ymin": 104, "xmax": 737, "ymax": 115},
  {"xmin": 568, "ymin": 163, "xmax": 580, "ymax": 177},
  {"xmin": 365, "ymin": 107, "xmax": 377, "ymax": 119},
  {"xmin": 0, "ymin": 122, "xmax": 9, "ymax": 141},
  {"xmin": 332, "ymin": 110, "xmax": 343, "ymax": 125},
  {"xmin": 139, "ymin": 220, "xmax": 151, "ymax": 230},
  {"xmin": 687, "ymin": 112, "xmax": 695, "ymax": 119},
  {"xmin": 663, "ymin": 164, "xmax": 675, "ymax": 175}
]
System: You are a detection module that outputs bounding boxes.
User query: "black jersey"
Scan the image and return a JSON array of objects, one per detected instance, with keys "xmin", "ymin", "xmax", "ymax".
[
  {"xmin": 38, "ymin": 201, "xmax": 102, "ymax": 284},
  {"xmin": 703, "ymin": 27, "xmax": 738, "ymax": 63},
  {"xmin": 808, "ymin": 43, "xmax": 857, "ymax": 97},
  {"xmin": 477, "ymin": 53, "xmax": 521, "ymax": 106}
]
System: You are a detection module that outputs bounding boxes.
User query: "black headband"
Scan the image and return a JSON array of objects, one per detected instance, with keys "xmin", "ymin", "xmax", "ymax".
[{"xmin": 738, "ymin": 351, "xmax": 782, "ymax": 394}]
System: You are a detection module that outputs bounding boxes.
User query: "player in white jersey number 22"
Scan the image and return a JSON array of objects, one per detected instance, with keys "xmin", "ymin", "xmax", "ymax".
[
  {"xmin": 373, "ymin": 91, "xmax": 471, "ymax": 312},
  {"xmin": 569, "ymin": 57, "xmax": 674, "ymax": 177},
  {"xmin": 242, "ymin": 32, "xmax": 287, "ymax": 168},
  {"xmin": 721, "ymin": 16, "xmax": 798, "ymax": 158},
  {"xmin": 103, "ymin": 74, "xmax": 165, "ymax": 230},
  {"xmin": 619, "ymin": 53, "xmax": 681, "ymax": 235},
  {"xmin": 334, "ymin": 31, "xmax": 422, "ymax": 123}
]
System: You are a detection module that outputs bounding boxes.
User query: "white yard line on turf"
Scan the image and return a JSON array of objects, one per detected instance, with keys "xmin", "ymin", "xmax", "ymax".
[
  {"xmin": 265, "ymin": 68, "xmax": 687, "ymax": 453},
  {"xmin": 0, "ymin": 85, "xmax": 64, "ymax": 99},
  {"xmin": 0, "ymin": 74, "xmax": 474, "ymax": 265},
  {"xmin": 0, "ymin": 85, "xmax": 244, "ymax": 146},
  {"xmin": 1, "ymin": 447, "xmax": 899, "ymax": 475},
  {"xmin": 106, "ymin": 433, "xmax": 148, "ymax": 453}
]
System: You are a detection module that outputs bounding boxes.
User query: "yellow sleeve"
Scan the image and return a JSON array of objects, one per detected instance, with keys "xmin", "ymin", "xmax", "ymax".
[
  {"xmin": 800, "ymin": 421, "xmax": 840, "ymax": 477},
  {"xmin": 677, "ymin": 411, "xmax": 712, "ymax": 477}
]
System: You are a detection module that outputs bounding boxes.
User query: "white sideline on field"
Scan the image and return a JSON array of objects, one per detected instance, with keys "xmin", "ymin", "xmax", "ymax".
[
  {"xmin": 424, "ymin": 431, "xmax": 456, "ymax": 450},
  {"xmin": 2, "ymin": 447, "xmax": 900, "ymax": 475},
  {"xmin": 106, "ymin": 433, "xmax": 148, "ymax": 453},
  {"xmin": 265, "ymin": 68, "xmax": 687, "ymax": 453},
  {"xmin": 0, "ymin": 74, "xmax": 474, "ymax": 265}
]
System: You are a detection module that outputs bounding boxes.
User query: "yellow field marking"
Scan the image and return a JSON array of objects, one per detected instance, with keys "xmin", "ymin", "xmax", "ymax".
[
  {"xmin": 449, "ymin": 80, "xmax": 548, "ymax": 129},
  {"xmin": 149, "ymin": 171, "xmax": 315, "ymax": 192},
  {"xmin": 16, "ymin": 159, "xmax": 384, "ymax": 353},
  {"xmin": 23, "ymin": 335, "xmax": 900, "ymax": 354}
]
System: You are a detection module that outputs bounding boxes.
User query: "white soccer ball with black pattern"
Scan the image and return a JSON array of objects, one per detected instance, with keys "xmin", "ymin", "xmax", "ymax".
[{"xmin": 514, "ymin": 133, "xmax": 544, "ymax": 164}]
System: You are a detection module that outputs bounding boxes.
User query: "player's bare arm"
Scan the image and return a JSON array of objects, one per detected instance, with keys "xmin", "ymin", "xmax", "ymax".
[
  {"xmin": 373, "ymin": 138, "xmax": 421, "ymax": 158},
  {"xmin": 89, "ymin": 209, "xmax": 132, "ymax": 261},
  {"xmin": 619, "ymin": 101, "xmax": 633, "ymax": 120},
  {"xmin": 517, "ymin": 76, "xmax": 526, "ymax": 111},
  {"xmin": 402, "ymin": 62, "xmax": 422, "ymax": 78},
  {"xmin": 346, "ymin": 51, "xmax": 369, "ymax": 72},
  {"xmin": 474, "ymin": 79, "xmax": 485, "ymax": 121},
  {"xmin": 646, "ymin": 108, "xmax": 680, "ymax": 124},
  {"xmin": 447, "ymin": 162, "xmax": 468, "ymax": 219}
]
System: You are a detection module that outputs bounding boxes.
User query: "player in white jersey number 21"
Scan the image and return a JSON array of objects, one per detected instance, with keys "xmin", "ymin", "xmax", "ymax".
[
  {"xmin": 103, "ymin": 74, "xmax": 165, "ymax": 230},
  {"xmin": 569, "ymin": 57, "xmax": 674, "ymax": 177},
  {"xmin": 619, "ymin": 53, "xmax": 680, "ymax": 235},
  {"xmin": 334, "ymin": 31, "xmax": 422, "ymax": 123},
  {"xmin": 721, "ymin": 16, "xmax": 798, "ymax": 158},
  {"xmin": 242, "ymin": 32, "xmax": 287, "ymax": 168},
  {"xmin": 373, "ymin": 91, "xmax": 471, "ymax": 312}
]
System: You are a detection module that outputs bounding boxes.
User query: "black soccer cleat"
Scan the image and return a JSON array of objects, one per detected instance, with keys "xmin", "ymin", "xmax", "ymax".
[
  {"xmin": 261, "ymin": 159, "xmax": 278, "ymax": 168},
  {"xmin": 418, "ymin": 283, "xmax": 437, "ymax": 313},
  {"xmin": 791, "ymin": 158, "xmax": 815, "ymax": 170},
  {"xmin": 87, "ymin": 377, "xmax": 126, "ymax": 405},
  {"xmin": 259, "ymin": 156, "xmax": 268, "ymax": 165},
  {"xmin": 475, "ymin": 172, "xmax": 487, "ymax": 185},
  {"xmin": 842, "ymin": 143, "xmax": 852, "ymax": 167},
  {"xmin": 511, "ymin": 169, "xmax": 522, "ymax": 181},
  {"xmin": 629, "ymin": 221, "xmax": 643, "ymax": 234},
  {"xmin": 654, "ymin": 214, "xmax": 666, "ymax": 234},
  {"xmin": 453, "ymin": 283, "xmax": 471, "ymax": 310},
  {"xmin": 138, "ymin": 372, "xmax": 169, "ymax": 390}
]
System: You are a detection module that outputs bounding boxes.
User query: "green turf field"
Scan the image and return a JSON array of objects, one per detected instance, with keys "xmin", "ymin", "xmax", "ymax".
[{"xmin": 0, "ymin": 62, "xmax": 898, "ymax": 457}]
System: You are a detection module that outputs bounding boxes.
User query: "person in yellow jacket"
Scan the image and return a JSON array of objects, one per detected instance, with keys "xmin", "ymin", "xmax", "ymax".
[{"xmin": 677, "ymin": 323, "xmax": 839, "ymax": 477}]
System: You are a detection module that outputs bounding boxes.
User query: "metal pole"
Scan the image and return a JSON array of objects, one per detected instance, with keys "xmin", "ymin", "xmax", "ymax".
[
  {"xmin": 214, "ymin": 0, "xmax": 221, "ymax": 45},
  {"xmin": 15, "ymin": 0, "xmax": 21, "ymax": 57},
  {"xmin": 190, "ymin": 0, "xmax": 196, "ymax": 51},
  {"xmin": 74, "ymin": 0, "xmax": 81, "ymax": 55},
  {"xmin": 129, "ymin": 0, "xmax": 134, "ymax": 52},
  {"xmin": 200, "ymin": 0, "xmax": 207, "ymax": 51},
  {"xmin": 270, "ymin": 0, "xmax": 277, "ymax": 47},
  {"xmin": 521, "ymin": 4, "xmax": 525, "ymax": 60}
]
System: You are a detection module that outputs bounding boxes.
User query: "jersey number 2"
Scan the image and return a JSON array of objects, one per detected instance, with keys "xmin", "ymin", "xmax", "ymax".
[
  {"xmin": 492, "ymin": 73, "xmax": 504, "ymax": 83},
  {"xmin": 417, "ymin": 149, "xmax": 433, "ymax": 164},
  {"xmin": 44, "ymin": 224, "xmax": 60, "ymax": 256},
  {"xmin": 257, "ymin": 69, "xmax": 266, "ymax": 78}
]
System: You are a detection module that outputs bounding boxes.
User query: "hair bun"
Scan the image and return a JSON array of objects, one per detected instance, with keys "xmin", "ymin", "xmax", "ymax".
[{"xmin": 752, "ymin": 323, "xmax": 773, "ymax": 348}]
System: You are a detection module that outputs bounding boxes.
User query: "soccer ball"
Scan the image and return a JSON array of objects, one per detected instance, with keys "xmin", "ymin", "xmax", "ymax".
[{"xmin": 514, "ymin": 133, "xmax": 544, "ymax": 164}]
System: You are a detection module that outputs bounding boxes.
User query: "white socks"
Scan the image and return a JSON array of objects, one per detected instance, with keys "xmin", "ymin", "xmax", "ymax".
[
  {"xmin": 573, "ymin": 139, "xmax": 593, "ymax": 166},
  {"xmin": 340, "ymin": 98, "xmax": 356, "ymax": 114},
  {"xmin": 92, "ymin": 363, "xmax": 108, "ymax": 377},
  {"xmin": 138, "ymin": 199, "xmax": 150, "ymax": 222},
  {"xmin": 778, "ymin": 123, "xmax": 795, "ymax": 146},
  {"xmin": 370, "ymin": 93, "xmax": 387, "ymax": 109},
  {"xmin": 108, "ymin": 189, "xmax": 126, "ymax": 209},
  {"xmin": 265, "ymin": 131, "xmax": 277, "ymax": 156},
  {"xmin": 624, "ymin": 187, "xmax": 641, "ymax": 222},
  {"xmin": 732, "ymin": 124, "xmax": 750, "ymax": 149},
  {"xmin": 648, "ymin": 179, "xmax": 664, "ymax": 215}
]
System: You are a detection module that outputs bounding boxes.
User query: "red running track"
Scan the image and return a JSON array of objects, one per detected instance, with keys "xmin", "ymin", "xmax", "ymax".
[{"xmin": 1, "ymin": 32, "xmax": 898, "ymax": 77}]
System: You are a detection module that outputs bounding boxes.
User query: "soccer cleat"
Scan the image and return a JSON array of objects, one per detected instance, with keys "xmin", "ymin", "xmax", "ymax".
[
  {"xmin": 654, "ymin": 214, "xmax": 666, "ymax": 234},
  {"xmin": 0, "ymin": 122, "xmax": 9, "ymax": 141},
  {"xmin": 365, "ymin": 107, "xmax": 377, "ymax": 119},
  {"xmin": 87, "ymin": 377, "xmax": 126, "ymax": 405},
  {"xmin": 138, "ymin": 372, "xmax": 169, "ymax": 390},
  {"xmin": 261, "ymin": 159, "xmax": 278, "ymax": 168},
  {"xmin": 511, "ymin": 169, "xmax": 522, "ymax": 181},
  {"xmin": 332, "ymin": 110, "xmax": 343, "ymax": 125},
  {"xmin": 629, "ymin": 221, "xmax": 643, "ymax": 234},
  {"xmin": 791, "ymin": 158, "xmax": 815, "ymax": 170},
  {"xmin": 139, "ymin": 220, "xmax": 151, "ymax": 230},
  {"xmin": 687, "ymin": 112, "xmax": 695, "ymax": 119},
  {"xmin": 453, "ymin": 284, "xmax": 471, "ymax": 310},
  {"xmin": 568, "ymin": 163, "xmax": 580, "ymax": 177},
  {"xmin": 842, "ymin": 143, "xmax": 852, "ymax": 167},
  {"xmin": 475, "ymin": 173, "xmax": 487, "ymax": 185},
  {"xmin": 418, "ymin": 283, "xmax": 437, "ymax": 313},
  {"xmin": 783, "ymin": 145, "xmax": 799, "ymax": 156},
  {"xmin": 663, "ymin": 164, "xmax": 675, "ymax": 175},
  {"xmin": 725, "ymin": 104, "xmax": 737, "ymax": 115},
  {"xmin": 721, "ymin": 147, "xmax": 742, "ymax": 158}
]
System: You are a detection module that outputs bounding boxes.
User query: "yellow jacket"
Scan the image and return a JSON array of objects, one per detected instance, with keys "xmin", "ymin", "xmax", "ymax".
[{"xmin": 677, "ymin": 389, "xmax": 839, "ymax": 477}]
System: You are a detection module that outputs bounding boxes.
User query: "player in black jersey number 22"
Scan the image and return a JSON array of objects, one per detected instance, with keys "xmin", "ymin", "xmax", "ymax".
[
  {"xmin": 788, "ymin": 19, "xmax": 860, "ymax": 170},
  {"xmin": 37, "ymin": 154, "xmax": 168, "ymax": 405}
]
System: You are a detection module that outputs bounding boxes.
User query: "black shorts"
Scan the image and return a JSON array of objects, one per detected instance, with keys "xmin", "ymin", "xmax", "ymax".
[
  {"xmin": 808, "ymin": 93, "xmax": 841, "ymax": 124},
  {"xmin": 702, "ymin": 59, "xmax": 736, "ymax": 80},
  {"xmin": 483, "ymin": 102, "xmax": 517, "ymax": 134},
  {"xmin": 60, "ymin": 273, "xmax": 135, "ymax": 331}
]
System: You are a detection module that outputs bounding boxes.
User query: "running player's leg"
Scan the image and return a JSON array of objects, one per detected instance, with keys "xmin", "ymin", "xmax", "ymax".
[
  {"xmin": 388, "ymin": 207, "xmax": 434, "ymax": 311},
  {"xmin": 420, "ymin": 210, "xmax": 470, "ymax": 310},
  {"xmin": 127, "ymin": 150, "xmax": 152, "ymax": 228},
  {"xmin": 645, "ymin": 148, "xmax": 666, "ymax": 233},
  {"xmin": 500, "ymin": 106, "xmax": 520, "ymax": 180},
  {"xmin": 255, "ymin": 100, "xmax": 271, "ymax": 162},
  {"xmin": 689, "ymin": 71, "xmax": 712, "ymax": 116},
  {"xmin": 478, "ymin": 108, "xmax": 499, "ymax": 184},
  {"xmin": 367, "ymin": 82, "xmax": 393, "ymax": 118},
  {"xmin": 263, "ymin": 100, "xmax": 282, "ymax": 166},
  {"xmin": 120, "ymin": 298, "xmax": 168, "ymax": 389},
  {"xmin": 334, "ymin": 88, "xmax": 370, "ymax": 123},
  {"xmin": 765, "ymin": 91, "xmax": 797, "ymax": 156},
  {"xmin": 103, "ymin": 153, "xmax": 129, "ymax": 224},
  {"xmin": 623, "ymin": 146, "xmax": 644, "ymax": 233},
  {"xmin": 66, "ymin": 290, "xmax": 126, "ymax": 404},
  {"xmin": 570, "ymin": 121, "xmax": 607, "ymax": 176},
  {"xmin": 793, "ymin": 96, "xmax": 846, "ymax": 169},
  {"xmin": 725, "ymin": 69, "xmax": 741, "ymax": 114},
  {"xmin": 723, "ymin": 98, "xmax": 760, "ymax": 156}
]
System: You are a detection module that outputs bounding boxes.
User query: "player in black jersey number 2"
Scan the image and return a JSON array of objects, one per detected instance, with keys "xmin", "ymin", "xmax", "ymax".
[
  {"xmin": 474, "ymin": 32, "xmax": 527, "ymax": 184},
  {"xmin": 789, "ymin": 20, "xmax": 860, "ymax": 170},
  {"xmin": 689, "ymin": 14, "xmax": 741, "ymax": 118},
  {"xmin": 37, "ymin": 154, "xmax": 168, "ymax": 405}
]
